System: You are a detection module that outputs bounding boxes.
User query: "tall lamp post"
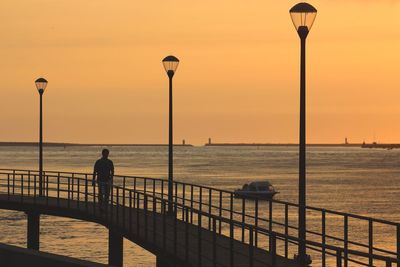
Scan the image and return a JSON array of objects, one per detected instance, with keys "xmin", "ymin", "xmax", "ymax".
[
  {"xmin": 289, "ymin": 3, "xmax": 317, "ymax": 265},
  {"xmin": 35, "ymin": 78, "xmax": 48, "ymax": 196},
  {"xmin": 162, "ymin": 55, "xmax": 179, "ymax": 214}
]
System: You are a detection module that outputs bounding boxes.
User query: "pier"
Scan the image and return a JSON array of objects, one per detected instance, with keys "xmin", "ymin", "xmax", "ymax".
[{"xmin": 0, "ymin": 169, "xmax": 398, "ymax": 267}]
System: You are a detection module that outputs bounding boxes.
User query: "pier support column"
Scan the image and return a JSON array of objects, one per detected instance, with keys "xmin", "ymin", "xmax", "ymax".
[
  {"xmin": 27, "ymin": 212, "xmax": 40, "ymax": 250},
  {"xmin": 109, "ymin": 228, "xmax": 123, "ymax": 267}
]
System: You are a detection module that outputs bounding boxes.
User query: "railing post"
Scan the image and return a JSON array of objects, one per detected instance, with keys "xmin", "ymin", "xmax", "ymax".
[
  {"xmin": 7, "ymin": 174, "xmax": 10, "ymax": 200},
  {"xmin": 77, "ymin": 178, "xmax": 80, "ymax": 209},
  {"xmin": 249, "ymin": 226, "xmax": 254, "ymax": 267},
  {"xmin": 182, "ymin": 183, "xmax": 186, "ymax": 221},
  {"xmin": 199, "ymin": 187, "xmax": 203, "ymax": 220},
  {"xmin": 161, "ymin": 179, "xmax": 163, "ymax": 200},
  {"xmin": 219, "ymin": 191, "xmax": 222, "ymax": 234},
  {"xmin": 208, "ymin": 188, "xmax": 212, "ymax": 230},
  {"xmin": 153, "ymin": 196, "xmax": 156, "ymax": 242},
  {"xmin": 134, "ymin": 177, "xmax": 137, "ymax": 203},
  {"xmin": 198, "ymin": 211, "xmax": 202, "ymax": 267},
  {"xmin": 230, "ymin": 220, "xmax": 234, "ymax": 267},
  {"xmin": 67, "ymin": 177, "xmax": 71, "ymax": 208},
  {"xmin": 269, "ymin": 200, "xmax": 273, "ymax": 239},
  {"xmin": 123, "ymin": 179, "xmax": 126, "ymax": 229},
  {"xmin": 185, "ymin": 207, "xmax": 189, "ymax": 263},
  {"xmin": 129, "ymin": 190, "xmax": 132, "ymax": 233},
  {"xmin": 271, "ymin": 232, "xmax": 277, "ymax": 267},
  {"xmin": 242, "ymin": 198, "xmax": 245, "ymax": 242},
  {"xmin": 397, "ymin": 224, "xmax": 399, "ymax": 267},
  {"xmin": 162, "ymin": 199, "xmax": 166, "ymax": 250},
  {"xmin": 20, "ymin": 174, "xmax": 24, "ymax": 203},
  {"xmin": 336, "ymin": 249, "xmax": 342, "ymax": 267},
  {"xmin": 255, "ymin": 198, "xmax": 258, "ymax": 247},
  {"xmin": 152, "ymin": 179, "xmax": 155, "ymax": 198},
  {"xmin": 71, "ymin": 173, "xmax": 74, "ymax": 200},
  {"xmin": 144, "ymin": 194, "xmax": 148, "ymax": 241},
  {"xmin": 12, "ymin": 170, "xmax": 15, "ymax": 195},
  {"xmin": 34, "ymin": 175, "xmax": 37, "ymax": 201},
  {"xmin": 136, "ymin": 192, "xmax": 140, "ymax": 236},
  {"xmin": 190, "ymin": 185, "xmax": 194, "ymax": 223},
  {"xmin": 45, "ymin": 175, "xmax": 49, "ymax": 205},
  {"xmin": 28, "ymin": 172, "xmax": 31, "ymax": 196},
  {"xmin": 344, "ymin": 215, "xmax": 348, "ymax": 267},
  {"xmin": 369, "ymin": 219, "xmax": 373, "ymax": 267},
  {"xmin": 322, "ymin": 210, "xmax": 326, "ymax": 267},
  {"xmin": 28, "ymin": 171, "xmax": 31, "ymax": 196},
  {"xmin": 285, "ymin": 203, "xmax": 289, "ymax": 258},
  {"xmin": 174, "ymin": 182, "xmax": 178, "ymax": 214},
  {"xmin": 116, "ymin": 187, "xmax": 120, "ymax": 226},
  {"xmin": 85, "ymin": 174, "xmax": 88, "ymax": 211},
  {"xmin": 57, "ymin": 173, "xmax": 60, "ymax": 206},
  {"xmin": 213, "ymin": 217, "xmax": 217, "ymax": 267},
  {"xmin": 173, "ymin": 201, "xmax": 177, "ymax": 256},
  {"xmin": 386, "ymin": 260, "xmax": 392, "ymax": 267}
]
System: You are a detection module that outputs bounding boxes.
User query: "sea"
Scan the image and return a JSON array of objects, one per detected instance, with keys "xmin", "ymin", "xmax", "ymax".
[{"xmin": 0, "ymin": 145, "xmax": 399, "ymax": 266}]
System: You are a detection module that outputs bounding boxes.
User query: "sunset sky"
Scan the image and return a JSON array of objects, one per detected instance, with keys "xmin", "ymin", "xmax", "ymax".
[{"xmin": 1, "ymin": 0, "xmax": 400, "ymax": 145}]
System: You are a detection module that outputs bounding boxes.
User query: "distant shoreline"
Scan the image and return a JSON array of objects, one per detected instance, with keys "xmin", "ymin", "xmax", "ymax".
[
  {"xmin": 0, "ymin": 142, "xmax": 193, "ymax": 147},
  {"xmin": 204, "ymin": 143, "xmax": 362, "ymax": 147},
  {"xmin": 1, "ymin": 141, "xmax": 399, "ymax": 149}
]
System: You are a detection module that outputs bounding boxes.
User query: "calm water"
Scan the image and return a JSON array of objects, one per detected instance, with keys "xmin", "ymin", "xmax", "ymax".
[{"xmin": 0, "ymin": 145, "xmax": 399, "ymax": 266}]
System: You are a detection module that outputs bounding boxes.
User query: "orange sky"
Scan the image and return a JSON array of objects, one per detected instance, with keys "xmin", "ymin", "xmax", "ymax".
[{"xmin": 0, "ymin": 0, "xmax": 400, "ymax": 145}]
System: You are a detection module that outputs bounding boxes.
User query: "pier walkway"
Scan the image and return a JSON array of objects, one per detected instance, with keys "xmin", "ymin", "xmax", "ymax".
[{"xmin": 0, "ymin": 169, "xmax": 398, "ymax": 267}]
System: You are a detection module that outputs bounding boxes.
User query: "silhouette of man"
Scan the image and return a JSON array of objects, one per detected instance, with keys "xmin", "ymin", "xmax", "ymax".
[{"xmin": 92, "ymin": 149, "xmax": 114, "ymax": 208}]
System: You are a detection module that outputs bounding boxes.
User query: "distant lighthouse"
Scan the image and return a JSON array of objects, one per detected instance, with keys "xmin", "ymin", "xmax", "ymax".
[
  {"xmin": 208, "ymin": 138, "xmax": 212, "ymax": 145},
  {"xmin": 345, "ymin": 137, "xmax": 348, "ymax": 145}
]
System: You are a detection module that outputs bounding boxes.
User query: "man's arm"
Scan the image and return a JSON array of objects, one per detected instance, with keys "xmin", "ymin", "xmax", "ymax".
[{"xmin": 110, "ymin": 161, "xmax": 114, "ymax": 184}]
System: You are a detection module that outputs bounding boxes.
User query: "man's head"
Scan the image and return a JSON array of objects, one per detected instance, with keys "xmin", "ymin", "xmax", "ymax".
[{"xmin": 102, "ymin": 149, "xmax": 110, "ymax": 158}]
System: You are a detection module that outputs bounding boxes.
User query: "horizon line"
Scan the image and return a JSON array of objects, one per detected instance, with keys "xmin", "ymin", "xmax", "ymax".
[{"xmin": 0, "ymin": 141, "xmax": 395, "ymax": 147}]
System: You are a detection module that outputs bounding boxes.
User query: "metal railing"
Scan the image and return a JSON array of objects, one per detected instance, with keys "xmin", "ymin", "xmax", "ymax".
[{"xmin": 0, "ymin": 169, "xmax": 398, "ymax": 267}]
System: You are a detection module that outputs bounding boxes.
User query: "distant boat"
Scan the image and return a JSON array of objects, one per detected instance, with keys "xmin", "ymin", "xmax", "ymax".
[{"xmin": 234, "ymin": 181, "xmax": 278, "ymax": 200}]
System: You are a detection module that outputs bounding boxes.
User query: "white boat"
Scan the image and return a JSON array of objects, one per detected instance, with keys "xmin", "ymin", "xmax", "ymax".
[{"xmin": 234, "ymin": 181, "xmax": 278, "ymax": 200}]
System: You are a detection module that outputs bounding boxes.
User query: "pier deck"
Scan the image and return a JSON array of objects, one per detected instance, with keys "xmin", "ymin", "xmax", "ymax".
[{"xmin": 0, "ymin": 169, "xmax": 398, "ymax": 267}]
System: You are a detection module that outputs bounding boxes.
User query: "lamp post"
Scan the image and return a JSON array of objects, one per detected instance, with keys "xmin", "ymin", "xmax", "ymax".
[
  {"xmin": 289, "ymin": 3, "xmax": 317, "ymax": 266},
  {"xmin": 162, "ymin": 55, "xmax": 179, "ymax": 214},
  {"xmin": 35, "ymin": 78, "xmax": 48, "ymax": 196}
]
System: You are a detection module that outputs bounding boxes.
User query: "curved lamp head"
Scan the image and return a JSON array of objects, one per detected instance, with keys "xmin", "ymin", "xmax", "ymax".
[
  {"xmin": 290, "ymin": 2, "xmax": 317, "ymax": 35},
  {"xmin": 162, "ymin": 55, "xmax": 179, "ymax": 77},
  {"xmin": 35, "ymin": 77, "xmax": 48, "ymax": 93}
]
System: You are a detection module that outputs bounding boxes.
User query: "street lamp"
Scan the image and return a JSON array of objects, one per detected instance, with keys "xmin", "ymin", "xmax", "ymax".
[
  {"xmin": 162, "ymin": 55, "xmax": 179, "ymax": 214},
  {"xmin": 289, "ymin": 2, "xmax": 317, "ymax": 266},
  {"xmin": 35, "ymin": 77, "xmax": 48, "ymax": 196}
]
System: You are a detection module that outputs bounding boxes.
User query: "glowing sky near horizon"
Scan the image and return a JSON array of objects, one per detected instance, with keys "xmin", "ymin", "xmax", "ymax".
[{"xmin": 0, "ymin": 0, "xmax": 400, "ymax": 145}]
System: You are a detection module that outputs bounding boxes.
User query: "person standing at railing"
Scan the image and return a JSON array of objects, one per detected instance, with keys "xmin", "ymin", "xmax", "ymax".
[{"xmin": 92, "ymin": 149, "xmax": 114, "ymax": 210}]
